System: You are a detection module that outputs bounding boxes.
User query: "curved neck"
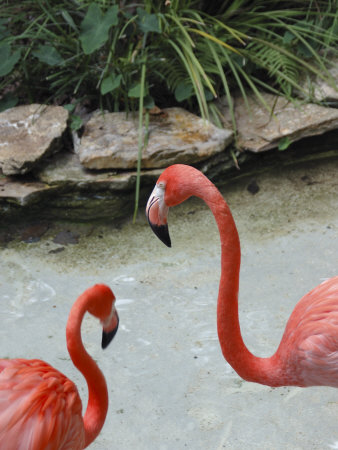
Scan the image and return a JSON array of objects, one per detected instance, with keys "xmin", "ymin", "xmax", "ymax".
[
  {"xmin": 66, "ymin": 294, "xmax": 108, "ymax": 448},
  {"xmin": 195, "ymin": 176, "xmax": 279, "ymax": 386}
]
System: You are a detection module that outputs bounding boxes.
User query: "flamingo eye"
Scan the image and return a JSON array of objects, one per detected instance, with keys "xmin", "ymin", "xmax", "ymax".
[{"xmin": 158, "ymin": 181, "xmax": 166, "ymax": 190}]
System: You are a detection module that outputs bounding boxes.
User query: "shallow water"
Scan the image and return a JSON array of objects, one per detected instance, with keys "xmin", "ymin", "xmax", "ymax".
[{"xmin": 0, "ymin": 157, "xmax": 337, "ymax": 449}]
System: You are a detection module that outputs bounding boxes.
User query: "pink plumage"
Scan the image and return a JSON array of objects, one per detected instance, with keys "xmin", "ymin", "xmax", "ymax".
[
  {"xmin": 277, "ymin": 276, "xmax": 338, "ymax": 387},
  {"xmin": 0, "ymin": 359, "xmax": 84, "ymax": 449},
  {"xmin": 0, "ymin": 284, "xmax": 119, "ymax": 449}
]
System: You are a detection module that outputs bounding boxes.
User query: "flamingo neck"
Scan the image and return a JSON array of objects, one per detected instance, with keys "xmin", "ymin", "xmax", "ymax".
[
  {"xmin": 195, "ymin": 177, "xmax": 280, "ymax": 386},
  {"xmin": 66, "ymin": 295, "xmax": 108, "ymax": 448}
]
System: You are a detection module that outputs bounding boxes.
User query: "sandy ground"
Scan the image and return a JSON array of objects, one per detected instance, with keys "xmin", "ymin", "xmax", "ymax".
[{"xmin": 0, "ymin": 156, "xmax": 337, "ymax": 449}]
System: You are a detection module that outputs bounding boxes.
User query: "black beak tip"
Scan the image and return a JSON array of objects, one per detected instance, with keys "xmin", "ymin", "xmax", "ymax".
[
  {"xmin": 102, "ymin": 317, "xmax": 119, "ymax": 349},
  {"xmin": 149, "ymin": 223, "xmax": 171, "ymax": 248}
]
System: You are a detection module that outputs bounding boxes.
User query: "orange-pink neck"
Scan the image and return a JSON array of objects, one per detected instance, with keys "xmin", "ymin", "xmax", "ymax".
[
  {"xmin": 189, "ymin": 172, "xmax": 281, "ymax": 386},
  {"xmin": 66, "ymin": 294, "xmax": 108, "ymax": 448}
]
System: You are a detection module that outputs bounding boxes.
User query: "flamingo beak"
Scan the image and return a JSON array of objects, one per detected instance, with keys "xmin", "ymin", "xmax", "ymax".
[
  {"xmin": 146, "ymin": 184, "xmax": 171, "ymax": 248},
  {"xmin": 101, "ymin": 309, "xmax": 119, "ymax": 349}
]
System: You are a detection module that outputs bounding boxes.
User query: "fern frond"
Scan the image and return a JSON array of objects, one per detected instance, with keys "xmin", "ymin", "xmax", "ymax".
[{"xmin": 247, "ymin": 42, "xmax": 300, "ymax": 95}]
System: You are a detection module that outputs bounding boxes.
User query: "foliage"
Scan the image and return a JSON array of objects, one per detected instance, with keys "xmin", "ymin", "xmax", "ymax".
[
  {"xmin": 278, "ymin": 136, "xmax": 292, "ymax": 151},
  {"xmin": 0, "ymin": 1, "xmax": 337, "ymax": 118}
]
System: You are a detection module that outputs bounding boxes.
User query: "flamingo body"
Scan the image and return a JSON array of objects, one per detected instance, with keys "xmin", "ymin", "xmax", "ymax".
[
  {"xmin": 0, "ymin": 359, "xmax": 84, "ymax": 449},
  {"xmin": 274, "ymin": 276, "xmax": 338, "ymax": 387},
  {"xmin": 0, "ymin": 284, "xmax": 119, "ymax": 449},
  {"xmin": 146, "ymin": 164, "xmax": 338, "ymax": 388}
]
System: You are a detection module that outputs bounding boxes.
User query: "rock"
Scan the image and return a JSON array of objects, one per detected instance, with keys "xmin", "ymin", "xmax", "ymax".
[
  {"xmin": 196, "ymin": 149, "xmax": 248, "ymax": 182},
  {"xmin": 36, "ymin": 151, "xmax": 162, "ymax": 190},
  {"xmin": 0, "ymin": 151, "xmax": 162, "ymax": 223},
  {"xmin": 48, "ymin": 247, "xmax": 65, "ymax": 254},
  {"xmin": 53, "ymin": 230, "xmax": 79, "ymax": 245},
  {"xmin": 247, "ymin": 180, "xmax": 260, "ymax": 195},
  {"xmin": 1, "ymin": 97, "xmax": 338, "ymax": 225},
  {"xmin": 218, "ymin": 92, "xmax": 338, "ymax": 152},
  {"xmin": 300, "ymin": 56, "xmax": 338, "ymax": 103},
  {"xmin": 20, "ymin": 223, "xmax": 49, "ymax": 243},
  {"xmin": 77, "ymin": 107, "xmax": 233, "ymax": 169},
  {"xmin": 0, "ymin": 176, "xmax": 50, "ymax": 206},
  {"xmin": 0, "ymin": 104, "xmax": 68, "ymax": 175}
]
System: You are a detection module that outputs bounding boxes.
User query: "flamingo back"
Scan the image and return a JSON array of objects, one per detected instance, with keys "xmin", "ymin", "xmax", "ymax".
[
  {"xmin": 275, "ymin": 276, "xmax": 338, "ymax": 387},
  {"xmin": 0, "ymin": 358, "xmax": 85, "ymax": 450}
]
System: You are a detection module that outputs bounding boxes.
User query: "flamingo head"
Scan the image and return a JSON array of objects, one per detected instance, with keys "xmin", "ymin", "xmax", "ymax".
[
  {"xmin": 146, "ymin": 164, "xmax": 198, "ymax": 247},
  {"xmin": 86, "ymin": 284, "xmax": 119, "ymax": 349},
  {"xmin": 146, "ymin": 179, "xmax": 171, "ymax": 247}
]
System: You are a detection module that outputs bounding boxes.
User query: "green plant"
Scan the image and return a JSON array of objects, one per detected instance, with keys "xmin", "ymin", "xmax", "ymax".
[
  {"xmin": 278, "ymin": 136, "xmax": 292, "ymax": 151},
  {"xmin": 1, "ymin": 1, "xmax": 337, "ymax": 113}
]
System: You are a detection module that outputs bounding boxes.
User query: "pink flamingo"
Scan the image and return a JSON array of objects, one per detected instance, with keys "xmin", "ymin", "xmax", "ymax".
[
  {"xmin": 0, "ymin": 284, "xmax": 119, "ymax": 449},
  {"xmin": 146, "ymin": 164, "xmax": 338, "ymax": 387}
]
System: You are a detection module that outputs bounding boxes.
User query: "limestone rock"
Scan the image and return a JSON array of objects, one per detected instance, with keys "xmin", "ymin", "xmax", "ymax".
[
  {"xmin": 0, "ymin": 104, "xmax": 69, "ymax": 175},
  {"xmin": 0, "ymin": 176, "xmax": 50, "ymax": 206},
  {"xmin": 300, "ymin": 56, "xmax": 338, "ymax": 103},
  {"xmin": 37, "ymin": 151, "xmax": 161, "ymax": 190},
  {"xmin": 77, "ymin": 107, "xmax": 233, "ymax": 169},
  {"xmin": 218, "ymin": 92, "xmax": 338, "ymax": 152},
  {"xmin": 0, "ymin": 151, "xmax": 164, "ymax": 223}
]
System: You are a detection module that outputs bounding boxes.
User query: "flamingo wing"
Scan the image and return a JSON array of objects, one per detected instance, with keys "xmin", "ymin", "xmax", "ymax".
[
  {"xmin": 276, "ymin": 276, "xmax": 338, "ymax": 387},
  {"xmin": 0, "ymin": 359, "xmax": 85, "ymax": 450}
]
